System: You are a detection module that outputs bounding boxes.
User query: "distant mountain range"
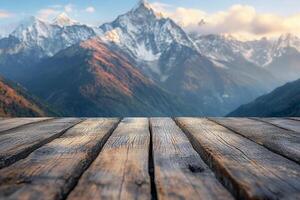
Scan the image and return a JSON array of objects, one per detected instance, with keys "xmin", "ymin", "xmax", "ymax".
[
  {"xmin": 228, "ymin": 79, "xmax": 300, "ymax": 117},
  {"xmin": 0, "ymin": 76, "xmax": 56, "ymax": 117},
  {"xmin": 0, "ymin": 1, "xmax": 299, "ymax": 116},
  {"xmin": 24, "ymin": 38, "xmax": 192, "ymax": 116}
]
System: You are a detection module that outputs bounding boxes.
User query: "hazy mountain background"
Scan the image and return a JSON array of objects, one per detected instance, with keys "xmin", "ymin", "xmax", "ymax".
[
  {"xmin": 0, "ymin": 1, "xmax": 299, "ymax": 117},
  {"xmin": 228, "ymin": 79, "xmax": 300, "ymax": 117}
]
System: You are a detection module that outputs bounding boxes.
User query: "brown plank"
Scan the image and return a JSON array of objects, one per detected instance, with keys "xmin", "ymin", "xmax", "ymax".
[
  {"xmin": 176, "ymin": 118, "xmax": 300, "ymax": 200},
  {"xmin": 253, "ymin": 118, "xmax": 300, "ymax": 133},
  {"xmin": 68, "ymin": 118, "xmax": 151, "ymax": 200},
  {"xmin": 0, "ymin": 118, "xmax": 119, "ymax": 200},
  {"xmin": 150, "ymin": 118, "xmax": 233, "ymax": 200},
  {"xmin": 210, "ymin": 117, "xmax": 300, "ymax": 164},
  {"xmin": 0, "ymin": 118, "xmax": 52, "ymax": 134},
  {"xmin": 0, "ymin": 118, "xmax": 83, "ymax": 169}
]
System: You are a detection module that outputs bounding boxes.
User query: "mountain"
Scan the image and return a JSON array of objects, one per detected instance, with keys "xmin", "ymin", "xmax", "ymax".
[
  {"xmin": 97, "ymin": 1, "xmax": 278, "ymax": 115},
  {"xmin": 191, "ymin": 34, "xmax": 274, "ymax": 67},
  {"xmin": 99, "ymin": 1, "xmax": 197, "ymax": 80},
  {"xmin": 228, "ymin": 79, "xmax": 300, "ymax": 117},
  {"xmin": 0, "ymin": 76, "xmax": 56, "ymax": 117},
  {"xmin": 53, "ymin": 12, "xmax": 79, "ymax": 27},
  {"xmin": 266, "ymin": 33, "xmax": 300, "ymax": 82},
  {"xmin": 192, "ymin": 33, "xmax": 300, "ymax": 81},
  {"xmin": 0, "ymin": 1, "xmax": 298, "ymax": 117},
  {"xmin": 24, "ymin": 37, "xmax": 191, "ymax": 117},
  {"xmin": 0, "ymin": 15, "xmax": 96, "ymax": 82},
  {"xmin": 159, "ymin": 42, "xmax": 277, "ymax": 115}
]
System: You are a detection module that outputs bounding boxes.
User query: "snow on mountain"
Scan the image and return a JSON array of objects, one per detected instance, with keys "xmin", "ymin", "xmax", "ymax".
[
  {"xmin": 192, "ymin": 33, "xmax": 278, "ymax": 67},
  {"xmin": 53, "ymin": 12, "xmax": 79, "ymax": 27},
  {"xmin": 191, "ymin": 34, "xmax": 247, "ymax": 62},
  {"xmin": 245, "ymin": 38, "xmax": 273, "ymax": 66},
  {"xmin": 0, "ymin": 14, "xmax": 97, "ymax": 82},
  {"xmin": 8, "ymin": 15, "xmax": 96, "ymax": 56},
  {"xmin": 99, "ymin": 1, "xmax": 196, "ymax": 62},
  {"xmin": 11, "ymin": 16, "xmax": 55, "ymax": 44},
  {"xmin": 272, "ymin": 33, "xmax": 300, "ymax": 57},
  {"xmin": 98, "ymin": 0, "xmax": 198, "ymax": 81}
]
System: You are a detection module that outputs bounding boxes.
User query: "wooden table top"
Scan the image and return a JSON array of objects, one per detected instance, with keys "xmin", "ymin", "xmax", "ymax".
[{"xmin": 0, "ymin": 117, "xmax": 299, "ymax": 200}]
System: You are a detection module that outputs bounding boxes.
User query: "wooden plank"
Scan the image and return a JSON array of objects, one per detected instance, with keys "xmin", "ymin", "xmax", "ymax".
[
  {"xmin": 0, "ymin": 118, "xmax": 119, "ymax": 200},
  {"xmin": 0, "ymin": 118, "xmax": 83, "ymax": 169},
  {"xmin": 150, "ymin": 118, "xmax": 233, "ymax": 200},
  {"xmin": 68, "ymin": 118, "xmax": 151, "ymax": 200},
  {"xmin": 0, "ymin": 118, "xmax": 52, "ymax": 134},
  {"xmin": 176, "ymin": 118, "xmax": 300, "ymax": 200},
  {"xmin": 210, "ymin": 117, "xmax": 300, "ymax": 164},
  {"xmin": 289, "ymin": 117, "xmax": 300, "ymax": 121},
  {"xmin": 253, "ymin": 118, "xmax": 300, "ymax": 133}
]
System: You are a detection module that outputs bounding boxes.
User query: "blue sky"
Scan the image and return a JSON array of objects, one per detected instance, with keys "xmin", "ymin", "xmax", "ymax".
[
  {"xmin": 1, "ymin": 0, "xmax": 300, "ymax": 39},
  {"xmin": 1, "ymin": 0, "xmax": 300, "ymax": 24}
]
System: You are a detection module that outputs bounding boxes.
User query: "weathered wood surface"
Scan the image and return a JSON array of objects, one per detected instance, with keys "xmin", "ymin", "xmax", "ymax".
[
  {"xmin": 68, "ymin": 118, "xmax": 151, "ymax": 200},
  {"xmin": 0, "ymin": 118, "xmax": 51, "ymax": 134},
  {"xmin": 176, "ymin": 118, "xmax": 300, "ymax": 200},
  {"xmin": 0, "ymin": 117, "xmax": 299, "ymax": 200},
  {"xmin": 254, "ymin": 118, "xmax": 300, "ymax": 133},
  {"xmin": 0, "ymin": 118, "xmax": 119, "ymax": 200},
  {"xmin": 289, "ymin": 117, "xmax": 300, "ymax": 121},
  {"xmin": 150, "ymin": 118, "xmax": 233, "ymax": 200},
  {"xmin": 0, "ymin": 118, "xmax": 82, "ymax": 169},
  {"xmin": 210, "ymin": 117, "xmax": 300, "ymax": 164}
]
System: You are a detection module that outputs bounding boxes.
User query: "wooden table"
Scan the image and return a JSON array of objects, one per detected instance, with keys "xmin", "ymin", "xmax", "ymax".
[{"xmin": 0, "ymin": 117, "xmax": 299, "ymax": 200}]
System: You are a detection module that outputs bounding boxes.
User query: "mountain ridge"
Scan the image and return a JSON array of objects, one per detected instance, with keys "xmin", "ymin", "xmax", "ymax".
[
  {"xmin": 23, "ymin": 37, "xmax": 193, "ymax": 116},
  {"xmin": 0, "ymin": 76, "xmax": 57, "ymax": 117},
  {"xmin": 228, "ymin": 79, "xmax": 300, "ymax": 117},
  {"xmin": 0, "ymin": 2, "xmax": 299, "ymax": 116}
]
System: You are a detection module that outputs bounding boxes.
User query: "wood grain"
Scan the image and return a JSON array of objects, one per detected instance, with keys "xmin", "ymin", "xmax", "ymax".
[
  {"xmin": 289, "ymin": 117, "xmax": 300, "ymax": 121},
  {"xmin": 0, "ymin": 118, "xmax": 82, "ymax": 168},
  {"xmin": 210, "ymin": 117, "xmax": 300, "ymax": 164},
  {"xmin": 0, "ymin": 118, "xmax": 51, "ymax": 134},
  {"xmin": 253, "ymin": 118, "xmax": 300, "ymax": 133},
  {"xmin": 150, "ymin": 118, "xmax": 233, "ymax": 200},
  {"xmin": 176, "ymin": 118, "xmax": 300, "ymax": 200},
  {"xmin": 0, "ymin": 118, "xmax": 119, "ymax": 200},
  {"xmin": 67, "ymin": 118, "xmax": 151, "ymax": 200}
]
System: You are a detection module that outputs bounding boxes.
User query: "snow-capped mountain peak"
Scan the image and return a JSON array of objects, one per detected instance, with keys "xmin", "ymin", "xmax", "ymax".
[
  {"xmin": 273, "ymin": 33, "xmax": 300, "ymax": 56},
  {"xmin": 7, "ymin": 14, "xmax": 95, "ymax": 57},
  {"xmin": 99, "ymin": 0, "xmax": 195, "ymax": 61},
  {"xmin": 11, "ymin": 16, "xmax": 52, "ymax": 42},
  {"xmin": 130, "ymin": 0, "xmax": 163, "ymax": 19},
  {"xmin": 53, "ymin": 12, "xmax": 78, "ymax": 27}
]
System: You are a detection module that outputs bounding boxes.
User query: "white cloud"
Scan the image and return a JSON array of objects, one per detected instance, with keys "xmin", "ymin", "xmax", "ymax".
[
  {"xmin": 37, "ymin": 4, "xmax": 77, "ymax": 21},
  {"xmin": 0, "ymin": 10, "xmax": 13, "ymax": 19},
  {"xmin": 151, "ymin": 3, "xmax": 300, "ymax": 40},
  {"xmin": 85, "ymin": 7, "xmax": 95, "ymax": 13},
  {"xmin": 64, "ymin": 4, "xmax": 74, "ymax": 13},
  {"xmin": 37, "ymin": 8, "xmax": 59, "ymax": 20}
]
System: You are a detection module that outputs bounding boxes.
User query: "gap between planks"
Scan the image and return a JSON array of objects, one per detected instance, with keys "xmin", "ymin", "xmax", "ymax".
[
  {"xmin": 176, "ymin": 118, "xmax": 300, "ymax": 200},
  {"xmin": 0, "ymin": 118, "xmax": 53, "ymax": 135},
  {"xmin": 0, "ymin": 118, "xmax": 84, "ymax": 169},
  {"xmin": 209, "ymin": 117, "xmax": 300, "ymax": 165},
  {"xmin": 0, "ymin": 118, "xmax": 121, "ymax": 200}
]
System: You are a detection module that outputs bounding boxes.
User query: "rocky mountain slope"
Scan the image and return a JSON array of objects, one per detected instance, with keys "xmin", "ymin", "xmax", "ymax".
[
  {"xmin": 0, "ymin": 14, "xmax": 96, "ymax": 81},
  {"xmin": 0, "ymin": 76, "xmax": 56, "ymax": 117},
  {"xmin": 97, "ymin": 1, "xmax": 277, "ymax": 115},
  {"xmin": 193, "ymin": 33, "xmax": 300, "ymax": 83},
  {"xmin": 24, "ymin": 38, "xmax": 191, "ymax": 116}
]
